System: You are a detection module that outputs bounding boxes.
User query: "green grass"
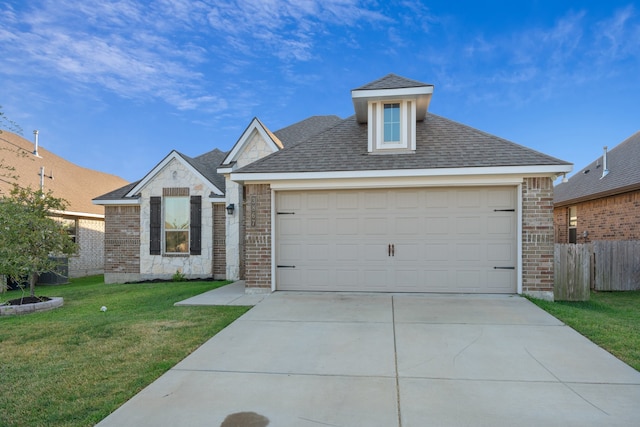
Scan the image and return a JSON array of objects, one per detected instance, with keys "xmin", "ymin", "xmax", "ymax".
[
  {"xmin": 530, "ymin": 291, "xmax": 640, "ymax": 371},
  {"xmin": 0, "ymin": 276, "xmax": 250, "ymax": 427}
]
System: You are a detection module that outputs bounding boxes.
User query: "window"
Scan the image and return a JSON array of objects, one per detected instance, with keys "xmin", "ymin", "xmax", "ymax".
[
  {"xmin": 383, "ymin": 103, "xmax": 400, "ymax": 143},
  {"xmin": 368, "ymin": 100, "xmax": 416, "ymax": 152},
  {"xmin": 150, "ymin": 192, "xmax": 201, "ymax": 256},
  {"xmin": 568, "ymin": 206, "xmax": 577, "ymax": 244},
  {"xmin": 164, "ymin": 196, "xmax": 189, "ymax": 253}
]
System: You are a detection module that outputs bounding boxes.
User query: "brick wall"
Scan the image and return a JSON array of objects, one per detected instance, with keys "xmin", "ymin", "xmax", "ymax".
[
  {"xmin": 554, "ymin": 206, "xmax": 569, "ymax": 243},
  {"xmin": 213, "ymin": 203, "xmax": 226, "ymax": 279},
  {"xmin": 104, "ymin": 205, "xmax": 140, "ymax": 283},
  {"xmin": 554, "ymin": 189, "xmax": 640, "ymax": 243},
  {"xmin": 69, "ymin": 218, "xmax": 105, "ymax": 277},
  {"xmin": 244, "ymin": 184, "xmax": 271, "ymax": 289},
  {"xmin": 522, "ymin": 177, "xmax": 555, "ymax": 298}
]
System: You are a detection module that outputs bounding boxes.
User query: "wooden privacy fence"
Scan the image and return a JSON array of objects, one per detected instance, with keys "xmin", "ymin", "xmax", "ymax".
[
  {"xmin": 554, "ymin": 243, "xmax": 592, "ymax": 301},
  {"xmin": 554, "ymin": 241, "xmax": 640, "ymax": 301}
]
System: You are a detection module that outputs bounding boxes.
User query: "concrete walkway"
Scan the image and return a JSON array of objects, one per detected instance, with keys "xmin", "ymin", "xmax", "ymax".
[{"xmin": 98, "ymin": 288, "xmax": 640, "ymax": 427}]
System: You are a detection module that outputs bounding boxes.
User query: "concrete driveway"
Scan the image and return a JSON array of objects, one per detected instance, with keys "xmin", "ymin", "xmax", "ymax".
[{"xmin": 97, "ymin": 292, "xmax": 640, "ymax": 427}]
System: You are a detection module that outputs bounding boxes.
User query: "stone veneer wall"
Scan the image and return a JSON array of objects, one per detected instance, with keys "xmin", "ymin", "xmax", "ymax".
[
  {"xmin": 139, "ymin": 158, "xmax": 214, "ymax": 280},
  {"xmin": 104, "ymin": 205, "xmax": 140, "ymax": 283},
  {"xmin": 69, "ymin": 218, "xmax": 105, "ymax": 277},
  {"xmin": 244, "ymin": 184, "xmax": 271, "ymax": 290},
  {"xmin": 522, "ymin": 177, "xmax": 555, "ymax": 299},
  {"xmin": 213, "ymin": 203, "xmax": 226, "ymax": 279},
  {"xmin": 554, "ymin": 189, "xmax": 640, "ymax": 243}
]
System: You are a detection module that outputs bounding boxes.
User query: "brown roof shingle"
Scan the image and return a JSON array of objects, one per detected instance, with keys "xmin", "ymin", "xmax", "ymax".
[{"xmin": 0, "ymin": 131, "xmax": 129, "ymax": 215}]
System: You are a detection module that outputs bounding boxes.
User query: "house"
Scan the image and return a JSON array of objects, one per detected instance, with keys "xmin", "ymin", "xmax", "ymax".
[
  {"xmin": 554, "ymin": 131, "xmax": 640, "ymax": 243},
  {"xmin": 94, "ymin": 74, "xmax": 572, "ymax": 300},
  {"xmin": 0, "ymin": 130, "xmax": 129, "ymax": 278}
]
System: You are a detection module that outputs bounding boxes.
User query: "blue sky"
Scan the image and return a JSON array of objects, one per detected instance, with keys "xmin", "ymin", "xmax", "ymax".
[{"xmin": 1, "ymin": 0, "xmax": 638, "ymax": 183}]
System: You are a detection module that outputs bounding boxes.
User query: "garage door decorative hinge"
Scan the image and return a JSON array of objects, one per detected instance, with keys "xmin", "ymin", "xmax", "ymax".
[
  {"xmin": 277, "ymin": 212, "xmax": 295, "ymax": 215},
  {"xmin": 277, "ymin": 265, "xmax": 296, "ymax": 268},
  {"xmin": 494, "ymin": 266, "xmax": 515, "ymax": 270},
  {"xmin": 493, "ymin": 209, "xmax": 515, "ymax": 212}
]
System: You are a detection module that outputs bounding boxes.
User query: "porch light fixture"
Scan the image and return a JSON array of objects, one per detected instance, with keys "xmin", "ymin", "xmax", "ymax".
[{"xmin": 226, "ymin": 203, "xmax": 235, "ymax": 215}]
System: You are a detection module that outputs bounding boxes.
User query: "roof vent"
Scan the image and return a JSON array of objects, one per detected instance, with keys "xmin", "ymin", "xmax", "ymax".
[
  {"xmin": 601, "ymin": 146, "xmax": 609, "ymax": 179},
  {"xmin": 33, "ymin": 130, "xmax": 41, "ymax": 157}
]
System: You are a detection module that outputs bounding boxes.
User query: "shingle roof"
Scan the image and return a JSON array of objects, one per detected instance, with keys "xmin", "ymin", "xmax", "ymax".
[
  {"xmin": 186, "ymin": 148, "xmax": 227, "ymax": 192},
  {"xmin": 353, "ymin": 73, "xmax": 432, "ymax": 91},
  {"xmin": 94, "ymin": 116, "xmax": 342, "ymax": 201},
  {"xmin": 234, "ymin": 114, "xmax": 570, "ymax": 174},
  {"xmin": 274, "ymin": 115, "xmax": 342, "ymax": 147},
  {"xmin": 554, "ymin": 131, "xmax": 640, "ymax": 206},
  {"xmin": 0, "ymin": 130, "xmax": 129, "ymax": 215}
]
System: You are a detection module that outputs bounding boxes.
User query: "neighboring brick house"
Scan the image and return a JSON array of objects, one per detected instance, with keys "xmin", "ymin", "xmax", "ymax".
[
  {"xmin": 95, "ymin": 74, "xmax": 572, "ymax": 300},
  {"xmin": 0, "ymin": 130, "xmax": 129, "ymax": 278},
  {"xmin": 554, "ymin": 131, "xmax": 640, "ymax": 243}
]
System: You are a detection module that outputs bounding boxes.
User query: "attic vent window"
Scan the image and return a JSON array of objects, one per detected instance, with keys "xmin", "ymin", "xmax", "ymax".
[
  {"xmin": 384, "ymin": 103, "xmax": 400, "ymax": 143},
  {"xmin": 368, "ymin": 100, "xmax": 416, "ymax": 153}
]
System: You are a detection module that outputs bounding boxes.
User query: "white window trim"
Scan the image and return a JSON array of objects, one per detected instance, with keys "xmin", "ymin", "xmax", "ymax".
[{"xmin": 368, "ymin": 100, "xmax": 416, "ymax": 152}]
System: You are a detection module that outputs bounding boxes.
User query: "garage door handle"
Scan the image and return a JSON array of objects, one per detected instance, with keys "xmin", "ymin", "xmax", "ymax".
[
  {"xmin": 388, "ymin": 244, "xmax": 391, "ymax": 257},
  {"xmin": 494, "ymin": 266, "xmax": 515, "ymax": 270},
  {"xmin": 392, "ymin": 244, "xmax": 395, "ymax": 257}
]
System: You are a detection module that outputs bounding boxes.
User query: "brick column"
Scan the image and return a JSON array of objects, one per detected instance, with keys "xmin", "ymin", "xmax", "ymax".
[
  {"xmin": 244, "ymin": 184, "xmax": 271, "ymax": 291},
  {"xmin": 104, "ymin": 205, "xmax": 140, "ymax": 284},
  {"xmin": 522, "ymin": 177, "xmax": 555, "ymax": 300},
  {"xmin": 212, "ymin": 203, "xmax": 227, "ymax": 279}
]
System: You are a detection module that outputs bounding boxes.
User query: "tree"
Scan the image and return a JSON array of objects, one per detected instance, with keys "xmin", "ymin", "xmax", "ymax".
[{"xmin": 0, "ymin": 186, "xmax": 77, "ymax": 297}]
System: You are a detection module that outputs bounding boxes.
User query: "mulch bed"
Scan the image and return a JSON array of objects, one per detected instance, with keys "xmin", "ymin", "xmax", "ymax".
[{"xmin": 5, "ymin": 296, "xmax": 52, "ymax": 306}]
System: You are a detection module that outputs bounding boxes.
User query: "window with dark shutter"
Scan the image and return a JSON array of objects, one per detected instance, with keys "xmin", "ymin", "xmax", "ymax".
[
  {"xmin": 150, "ymin": 196, "xmax": 161, "ymax": 255},
  {"xmin": 190, "ymin": 195, "xmax": 202, "ymax": 255}
]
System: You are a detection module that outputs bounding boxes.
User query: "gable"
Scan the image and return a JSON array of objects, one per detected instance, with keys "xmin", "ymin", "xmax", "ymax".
[
  {"xmin": 219, "ymin": 118, "xmax": 283, "ymax": 171},
  {"xmin": 126, "ymin": 151, "xmax": 223, "ymax": 198}
]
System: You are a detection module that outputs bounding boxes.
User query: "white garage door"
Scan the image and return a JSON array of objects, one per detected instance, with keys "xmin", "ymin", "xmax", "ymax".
[{"xmin": 276, "ymin": 187, "xmax": 517, "ymax": 293}]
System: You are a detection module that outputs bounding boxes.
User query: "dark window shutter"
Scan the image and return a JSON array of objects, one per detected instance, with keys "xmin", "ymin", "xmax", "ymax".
[
  {"xmin": 190, "ymin": 195, "xmax": 202, "ymax": 255},
  {"xmin": 150, "ymin": 197, "xmax": 161, "ymax": 255}
]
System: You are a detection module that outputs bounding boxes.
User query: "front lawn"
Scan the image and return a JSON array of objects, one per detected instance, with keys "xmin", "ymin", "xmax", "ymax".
[
  {"xmin": 0, "ymin": 276, "xmax": 250, "ymax": 427},
  {"xmin": 530, "ymin": 290, "xmax": 640, "ymax": 371}
]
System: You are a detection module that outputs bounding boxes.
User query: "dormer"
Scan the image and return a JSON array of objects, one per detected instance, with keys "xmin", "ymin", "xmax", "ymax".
[{"xmin": 351, "ymin": 74, "xmax": 433, "ymax": 154}]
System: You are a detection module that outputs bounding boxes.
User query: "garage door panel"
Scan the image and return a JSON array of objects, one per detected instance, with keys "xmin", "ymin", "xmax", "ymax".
[
  {"xmin": 307, "ymin": 193, "xmax": 329, "ymax": 210},
  {"xmin": 279, "ymin": 217, "xmax": 301, "ymax": 235},
  {"xmin": 335, "ymin": 217, "xmax": 358, "ymax": 235},
  {"xmin": 455, "ymin": 243, "xmax": 482, "ymax": 262},
  {"xmin": 396, "ymin": 216, "xmax": 421, "ymax": 235},
  {"xmin": 487, "ymin": 243, "xmax": 515, "ymax": 262},
  {"xmin": 277, "ymin": 187, "xmax": 516, "ymax": 293},
  {"xmin": 456, "ymin": 216, "xmax": 482, "ymax": 235},
  {"xmin": 363, "ymin": 217, "xmax": 388, "ymax": 234},
  {"xmin": 457, "ymin": 190, "xmax": 481, "ymax": 208},
  {"xmin": 425, "ymin": 190, "xmax": 449, "ymax": 208},
  {"xmin": 335, "ymin": 244, "xmax": 358, "ymax": 261},
  {"xmin": 488, "ymin": 216, "xmax": 514, "ymax": 235},
  {"xmin": 396, "ymin": 191, "xmax": 420, "ymax": 208},
  {"xmin": 487, "ymin": 269, "xmax": 516, "ymax": 291},
  {"xmin": 306, "ymin": 218, "xmax": 329, "ymax": 235},
  {"xmin": 423, "ymin": 243, "xmax": 450, "ymax": 261},
  {"xmin": 425, "ymin": 217, "xmax": 449, "ymax": 234},
  {"xmin": 488, "ymin": 188, "xmax": 515, "ymax": 207}
]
